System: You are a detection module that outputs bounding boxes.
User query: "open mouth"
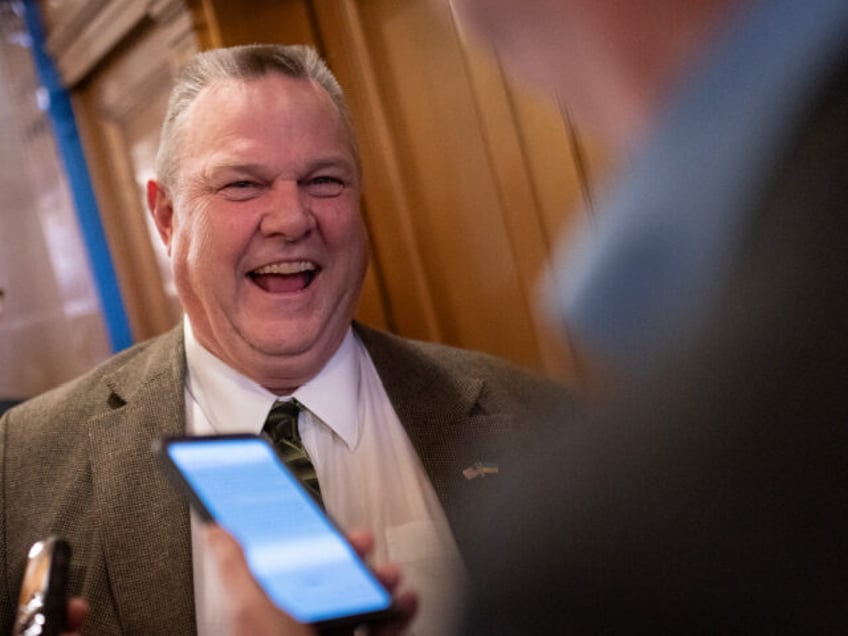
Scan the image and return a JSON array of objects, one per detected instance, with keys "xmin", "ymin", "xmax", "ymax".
[{"xmin": 248, "ymin": 261, "xmax": 319, "ymax": 293}]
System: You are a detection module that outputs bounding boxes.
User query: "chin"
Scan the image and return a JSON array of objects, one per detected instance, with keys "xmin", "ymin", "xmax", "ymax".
[
  {"xmin": 243, "ymin": 333, "xmax": 315, "ymax": 359},
  {"xmin": 235, "ymin": 309, "xmax": 351, "ymax": 363}
]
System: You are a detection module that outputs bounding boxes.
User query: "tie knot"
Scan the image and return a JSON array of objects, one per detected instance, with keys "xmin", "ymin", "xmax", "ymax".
[{"xmin": 262, "ymin": 400, "xmax": 301, "ymax": 447}]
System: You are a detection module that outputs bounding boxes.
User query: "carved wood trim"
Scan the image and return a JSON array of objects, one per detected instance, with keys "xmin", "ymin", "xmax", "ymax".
[{"xmin": 45, "ymin": 0, "xmax": 189, "ymax": 88}]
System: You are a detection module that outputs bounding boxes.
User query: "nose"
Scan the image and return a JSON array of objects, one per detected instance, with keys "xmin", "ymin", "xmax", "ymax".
[{"xmin": 259, "ymin": 180, "xmax": 316, "ymax": 241}]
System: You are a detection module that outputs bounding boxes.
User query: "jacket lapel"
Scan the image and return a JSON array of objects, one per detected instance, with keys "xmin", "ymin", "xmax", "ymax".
[
  {"xmin": 87, "ymin": 327, "xmax": 196, "ymax": 635},
  {"xmin": 355, "ymin": 324, "xmax": 520, "ymax": 549}
]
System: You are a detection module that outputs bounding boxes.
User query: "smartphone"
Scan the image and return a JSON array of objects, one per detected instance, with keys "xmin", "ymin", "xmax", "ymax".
[
  {"xmin": 153, "ymin": 434, "xmax": 395, "ymax": 630},
  {"xmin": 13, "ymin": 536, "xmax": 71, "ymax": 636}
]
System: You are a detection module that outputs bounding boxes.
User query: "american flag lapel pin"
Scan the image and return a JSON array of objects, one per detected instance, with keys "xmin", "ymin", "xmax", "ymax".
[{"xmin": 463, "ymin": 461, "xmax": 499, "ymax": 480}]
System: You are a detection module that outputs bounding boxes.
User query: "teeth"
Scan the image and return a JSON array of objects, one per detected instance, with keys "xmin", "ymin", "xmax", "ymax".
[{"xmin": 252, "ymin": 261, "xmax": 317, "ymax": 275}]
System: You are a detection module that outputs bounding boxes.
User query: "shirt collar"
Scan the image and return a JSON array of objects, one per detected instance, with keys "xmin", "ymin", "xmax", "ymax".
[
  {"xmin": 291, "ymin": 328, "xmax": 361, "ymax": 451},
  {"xmin": 183, "ymin": 317, "xmax": 361, "ymax": 448},
  {"xmin": 184, "ymin": 317, "xmax": 277, "ymax": 434}
]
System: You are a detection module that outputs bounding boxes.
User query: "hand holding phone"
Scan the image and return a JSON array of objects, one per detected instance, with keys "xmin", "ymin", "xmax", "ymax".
[
  {"xmin": 206, "ymin": 526, "xmax": 418, "ymax": 636},
  {"xmin": 13, "ymin": 537, "xmax": 71, "ymax": 636},
  {"xmin": 154, "ymin": 434, "xmax": 397, "ymax": 631}
]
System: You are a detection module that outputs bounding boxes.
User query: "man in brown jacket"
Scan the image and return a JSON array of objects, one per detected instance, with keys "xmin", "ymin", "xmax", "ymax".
[{"xmin": 0, "ymin": 44, "xmax": 569, "ymax": 635}]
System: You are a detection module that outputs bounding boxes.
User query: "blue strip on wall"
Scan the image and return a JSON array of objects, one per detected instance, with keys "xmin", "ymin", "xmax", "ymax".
[{"xmin": 22, "ymin": 0, "xmax": 133, "ymax": 353}]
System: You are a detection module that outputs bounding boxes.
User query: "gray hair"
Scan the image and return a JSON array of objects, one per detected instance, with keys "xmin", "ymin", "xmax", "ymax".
[{"xmin": 154, "ymin": 44, "xmax": 358, "ymax": 189}]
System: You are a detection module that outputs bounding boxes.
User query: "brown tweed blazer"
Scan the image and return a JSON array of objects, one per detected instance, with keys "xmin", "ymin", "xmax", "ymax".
[{"xmin": 0, "ymin": 322, "xmax": 569, "ymax": 634}]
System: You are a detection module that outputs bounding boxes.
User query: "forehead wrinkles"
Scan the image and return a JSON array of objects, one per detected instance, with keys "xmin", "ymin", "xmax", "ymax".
[{"xmin": 176, "ymin": 77, "xmax": 359, "ymax": 182}]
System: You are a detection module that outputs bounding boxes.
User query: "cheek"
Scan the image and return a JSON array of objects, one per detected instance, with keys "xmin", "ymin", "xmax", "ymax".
[
  {"xmin": 319, "ymin": 193, "xmax": 364, "ymax": 235},
  {"xmin": 325, "ymin": 207, "xmax": 368, "ymax": 261},
  {"xmin": 169, "ymin": 209, "xmax": 224, "ymax": 283},
  {"xmin": 180, "ymin": 202, "xmax": 250, "ymax": 270}
]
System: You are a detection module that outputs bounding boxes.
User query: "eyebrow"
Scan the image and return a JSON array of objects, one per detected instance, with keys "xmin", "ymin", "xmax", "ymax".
[
  {"xmin": 301, "ymin": 156, "xmax": 357, "ymax": 174},
  {"xmin": 201, "ymin": 156, "xmax": 356, "ymax": 180}
]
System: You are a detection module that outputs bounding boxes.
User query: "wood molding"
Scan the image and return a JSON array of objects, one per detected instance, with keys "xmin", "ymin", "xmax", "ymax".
[
  {"xmin": 42, "ymin": 0, "xmax": 109, "ymax": 57},
  {"xmin": 66, "ymin": 4, "xmax": 196, "ymax": 341}
]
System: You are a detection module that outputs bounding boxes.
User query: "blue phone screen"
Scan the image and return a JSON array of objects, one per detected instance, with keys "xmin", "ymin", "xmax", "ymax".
[{"xmin": 166, "ymin": 437, "xmax": 393, "ymax": 624}]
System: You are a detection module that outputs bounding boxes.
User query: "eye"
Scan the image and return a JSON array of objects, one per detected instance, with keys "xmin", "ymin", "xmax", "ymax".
[
  {"xmin": 301, "ymin": 176, "xmax": 345, "ymax": 198},
  {"xmin": 219, "ymin": 180, "xmax": 263, "ymax": 201}
]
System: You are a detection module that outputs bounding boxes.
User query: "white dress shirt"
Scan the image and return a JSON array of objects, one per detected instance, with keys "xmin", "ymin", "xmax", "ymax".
[{"xmin": 183, "ymin": 317, "xmax": 465, "ymax": 635}]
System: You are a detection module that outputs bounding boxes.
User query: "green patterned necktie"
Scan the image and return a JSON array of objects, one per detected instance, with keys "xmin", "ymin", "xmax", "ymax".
[{"xmin": 261, "ymin": 399, "xmax": 323, "ymax": 507}]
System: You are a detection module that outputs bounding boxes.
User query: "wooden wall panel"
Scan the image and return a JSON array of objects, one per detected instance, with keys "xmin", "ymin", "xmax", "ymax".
[
  {"xmin": 457, "ymin": 37, "xmax": 581, "ymax": 381},
  {"xmin": 364, "ymin": 1, "xmax": 543, "ymax": 365},
  {"xmin": 313, "ymin": 0, "xmax": 595, "ymax": 384},
  {"xmin": 194, "ymin": 0, "xmax": 316, "ymax": 48},
  {"xmin": 311, "ymin": 1, "xmax": 443, "ymax": 342}
]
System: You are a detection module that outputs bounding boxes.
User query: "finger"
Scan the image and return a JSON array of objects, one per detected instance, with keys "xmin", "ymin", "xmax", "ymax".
[
  {"xmin": 372, "ymin": 563, "xmax": 402, "ymax": 592},
  {"xmin": 204, "ymin": 525, "xmax": 314, "ymax": 636},
  {"xmin": 371, "ymin": 590, "xmax": 419, "ymax": 636},
  {"xmin": 206, "ymin": 525, "xmax": 275, "ymax": 607},
  {"xmin": 205, "ymin": 526, "xmax": 258, "ymax": 593},
  {"xmin": 61, "ymin": 597, "xmax": 89, "ymax": 635},
  {"xmin": 346, "ymin": 531, "xmax": 374, "ymax": 559}
]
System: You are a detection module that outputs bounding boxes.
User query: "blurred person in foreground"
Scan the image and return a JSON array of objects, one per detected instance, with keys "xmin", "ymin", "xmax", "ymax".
[
  {"xmin": 454, "ymin": 0, "xmax": 848, "ymax": 631},
  {"xmin": 0, "ymin": 44, "xmax": 570, "ymax": 635},
  {"xmin": 195, "ymin": 0, "xmax": 848, "ymax": 632}
]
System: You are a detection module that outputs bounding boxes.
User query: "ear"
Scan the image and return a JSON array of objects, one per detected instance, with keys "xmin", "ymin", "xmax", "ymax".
[{"xmin": 147, "ymin": 179, "xmax": 175, "ymax": 255}]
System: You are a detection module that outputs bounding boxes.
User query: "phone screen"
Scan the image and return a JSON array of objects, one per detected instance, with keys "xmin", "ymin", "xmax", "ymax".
[{"xmin": 157, "ymin": 435, "xmax": 393, "ymax": 627}]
